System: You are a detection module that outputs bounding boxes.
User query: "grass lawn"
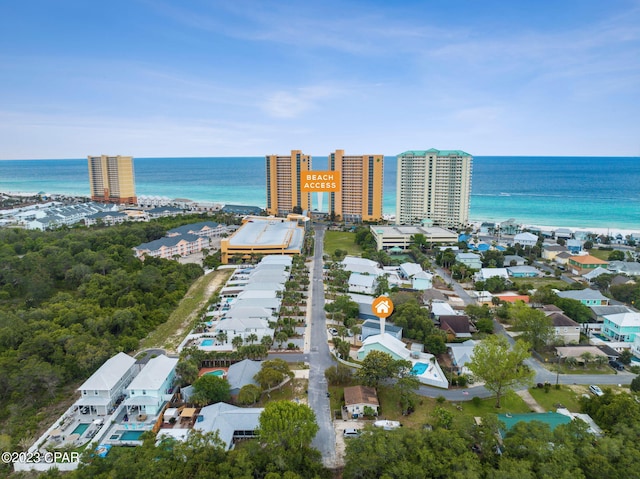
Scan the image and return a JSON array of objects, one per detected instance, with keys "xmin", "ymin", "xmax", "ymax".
[
  {"xmin": 139, "ymin": 268, "xmax": 232, "ymax": 352},
  {"xmin": 510, "ymin": 276, "xmax": 568, "ymax": 290},
  {"xmin": 589, "ymin": 248, "xmax": 612, "ymax": 261},
  {"xmin": 528, "ymin": 385, "xmax": 586, "ymax": 412},
  {"xmin": 373, "ymin": 386, "xmax": 530, "ymax": 429},
  {"xmin": 324, "ymin": 231, "xmax": 363, "ymax": 257}
]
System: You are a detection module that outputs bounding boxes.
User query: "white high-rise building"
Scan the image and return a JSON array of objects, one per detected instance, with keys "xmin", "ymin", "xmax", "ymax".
[{"xmin": 396, "ymin": 149, "xmax": 472, "ymax": 228}]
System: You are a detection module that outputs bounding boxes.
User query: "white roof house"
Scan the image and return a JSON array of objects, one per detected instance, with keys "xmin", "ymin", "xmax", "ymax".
[
  {"xmin": 448, "ymin": 339, "xmax": 478, "ymax": 375},
  {"xmin": 195, "ymin": 403, "xmax": 263, "ymax": 450},
  {"xmin": 431, "ymin": 302, "xmax": 456, "ymax": 317},
  {"xmin": 514, "ymin": 232, "xmax": 539, "ymax": 247},
  {"xmin": 348, "ymin": 273, "xmax": 377, "ymax": 295},
  {"xmin": 76, "ymin": 352, "xmax": 137, "ymax": 415},
  {"xmin": 126, "ymin": 355, "xmax": 178, "ymax": 393},
  {"xmin": 399, "ymin": 262, "xmax": 423, "ymax": 279},
  {"xmin": 476, "ymin": 268, "xmax": 509, "ymax": 281},
  {"xmin": 342, "ymin": 256, "xmax": 383, "ymax": 276},
  {"xmin": 78, "ymin": 352, "xmax": 136, "ymax": 393}
]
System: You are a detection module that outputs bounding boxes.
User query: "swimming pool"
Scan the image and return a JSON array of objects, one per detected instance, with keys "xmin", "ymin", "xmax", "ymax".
[
  {"xmin": 206, "ymin": 370, "xmax": 225, "ymax": 377},
  {"xmin": 201, "ymin": 339, "xmax": 214, "ymax": 347},
  {"xmin": 72, "ymin": 423, "xmax": 90, "ymax": 435},
  {"xmin": 411, "ymin": 362, "xmax": 429, "ymax": 376},
  {"xmin": 119, "ymin": 430, "xmax": 144, "ymax": 441}
]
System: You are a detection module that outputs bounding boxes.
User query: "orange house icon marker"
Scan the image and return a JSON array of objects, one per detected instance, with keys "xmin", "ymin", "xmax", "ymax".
[{"xmin": 372, "ymin": 296, "xmax": 394, "ymax": 318}]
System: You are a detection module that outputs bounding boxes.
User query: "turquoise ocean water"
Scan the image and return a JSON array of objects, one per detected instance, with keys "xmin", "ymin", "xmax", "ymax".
[{"xmin": 0, "ymin": 156, "xmax": 638, "ymax": 231}]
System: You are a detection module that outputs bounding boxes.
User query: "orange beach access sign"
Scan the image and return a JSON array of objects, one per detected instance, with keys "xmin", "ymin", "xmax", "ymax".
[
  {"xmin": 372, "ymin": 296, "xmax": 394, "ymax": 318},
  {"xmin": 300, "ymin": 171, "xmax": 341, "ymax": 192}
]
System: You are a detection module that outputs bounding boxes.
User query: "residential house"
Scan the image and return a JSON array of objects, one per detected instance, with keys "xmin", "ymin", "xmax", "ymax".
[
  {"xmin": 506, "ymin": 265, "xmax": 540, "ymax": 278},
  {"xmin": 361, "ymin": 319, "xmax": 403, "ymax": 341},
  {"xmin": 399, "ymin": 262, "xmax": 423, "ymax": 280},
  {"xmin": 557, "ymin": 289, "xmax": 609, "ymax": 306},
  {"xmin": 583, "ymin": 267, "xmax": 610, "ymax": 282},
  {"xmin": 447, "ymin": 339, "xmax": 478, "ymax": 375},
  {"xmin": 513, "ymin": 232, "xmax": 538, "ymax": 247},
  {"xmin": 554, "ymin": 251, "xmax": 572, "ymax": 267},
  {"xmin": 341, "ymin": 256, "xmax": 382, "ymax": 276},
  {"xmin": 500, "ymin": 219, "xmax": 521, "ymax": 235},
  {"xmin": 85, "ymin": 210, "xmax": 130, "ymax": 226},
  {"xmin": 213, "ymin": 310, "xmax": 275, "ymax": 348},
  {"xmin": 504, "ymin": 255, "xmax": 526, "ymax": 266},
  {"xmin": 608, "ymin": 261, "xmax": 640, "ymax": 277},
  {"xmin": 567, "ymin": 255, "xmax": 609, "ymax": 275},
  {"xmin": 439, "ymin": 315, "xmax": 472, "ymax": 341},
  {"xmin": 147, "ymin": 206, "xmax": 186, "ymax": 218},
  {"xmin": 412, "ymin": 271, "xmax": 433, "ymax": 290},
  {"xmin": 227, "ymin": 359, "xmax": 262, "ymax": 397},
  {"xmin": 343, "ymin": 385, "xmax": 379, "ymax": 418},
  {"xmin": 493, "ymin": 292, "xmax": 529, "ymax": 303},
  {"xmin": 76, "ymin": 352, "xmax": 137, "ymax": 416},
  {"xmin": 554, "ymin": 228, "xmax": 573, "ymax": 239},
  {"xmin": 431, "ymin": 302, "xmax": 457, "ymax": 319},
  {"xmin": 546, "ymin": 312, "xmax": 580, "ymax": 344},
  {"xmin": 124, "ymin": 355, "xmax": 178, "ymax": 417},
  {"xmin": 348, "ymin": 273, "xmax": 377, "ymax": 295},
  {"xmin": 347, "ymin": 293, "xmax": 376, "ymax": 320},
  {"xmin": 456, "ymin": 252, "xmax": 482, "ymax": 270},
  {"xmin": 476, "ymin": 268, "xmax": 509, "ymax": 282},
  {"xmin": 542, "ymin": 244, "xmax": 568, "ymax": 261},
  {"xmin": 479, "ymin": 222, "xmax": 496, "ymax": 234},
  {"xmin": 195, "ymin": 402, "xmax": 263, "ymax": 450},
  {"xmin": 566, "ymin": 239, "xmax": 583, "ymax": 253},
  {"xmin": 602, "ymin": 312, "xmax": 640, "ymax": 343}
]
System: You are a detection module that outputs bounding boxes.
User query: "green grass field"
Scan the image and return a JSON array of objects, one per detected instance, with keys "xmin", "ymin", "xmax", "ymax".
[
  {"xmin": 511, "ymin": 276, "xmax": 568, "ymax": 290},
  {"xmin": 324, "ymin": 231, "xmax": 363, "ymax": 256}
]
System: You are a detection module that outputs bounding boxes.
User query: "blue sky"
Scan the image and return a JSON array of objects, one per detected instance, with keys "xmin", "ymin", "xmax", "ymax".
[{"xmin": 1, "ymin": 0, "xmax": 639, "ymax": 158}]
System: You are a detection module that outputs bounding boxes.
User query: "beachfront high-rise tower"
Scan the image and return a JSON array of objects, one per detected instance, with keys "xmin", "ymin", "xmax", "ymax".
[
  {"xmin": 87, "ymin": 155, "xmax": 137, "ymax": 204},
  {"xmin": 396, "ymin": 149, "xmax": 472, "ymax": 228},
  {"xmin": 327, "ymin": 150, "xmax": 384, "ymax": 222},
  {"xmin": 265, "ymin": 150, "xmax": 312, "ymax": 216}
]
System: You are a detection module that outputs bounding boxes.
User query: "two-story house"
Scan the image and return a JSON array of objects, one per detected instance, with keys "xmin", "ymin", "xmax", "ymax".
[
  {"xmin": 76, "ymin": 352, "xmax": 137, "ymax": 416},
  {"xmin": 124, "ymin": 355, "xmax": 178, "ymax": 417}
]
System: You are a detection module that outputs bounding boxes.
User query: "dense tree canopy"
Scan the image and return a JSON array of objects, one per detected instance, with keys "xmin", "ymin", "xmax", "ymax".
[{"xmin": 0, "ymin": 219, "xmax": 206, "ymax": 446}]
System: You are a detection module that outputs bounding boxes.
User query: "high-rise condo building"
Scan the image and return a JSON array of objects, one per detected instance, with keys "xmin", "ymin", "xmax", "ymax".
[
  {"xmin": 327, "ymin": 150, "xmax": 384, "ymax": 222},
  {"xmin": 396, "ymin": 149, "xmax": 472, "ymax": 228},
  {"xmin": 265, "ymin": 150, "xmax": 312, "ymax": 216},
  {"xmin": 87, "ymin": 155, "xmax": 137, "ymax": 204}
]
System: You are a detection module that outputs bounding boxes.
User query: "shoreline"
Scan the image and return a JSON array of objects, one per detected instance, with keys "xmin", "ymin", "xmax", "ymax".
[{"xmin": 2, "ymin": 190, "xmax": 639, "ymax": 237}]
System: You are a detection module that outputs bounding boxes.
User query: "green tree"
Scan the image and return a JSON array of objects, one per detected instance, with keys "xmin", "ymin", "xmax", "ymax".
[
  {"xmin": 231, "ymin": 335, "xmax": 244, "ymax": 349},
  {"xmin": 356, "ymin": 350, "xmax": 402, "ymax": 388},
  {"xmin": 324, "ymin": 364, "xmax": 353, "ymax": 385},
  {"xmin": 512, "ymin": 302, "xmax": 554, "ymax": 351},
  {"xmin": 258, "ymin": 401, "xmax": 319, "ymax": 450},
  {"xmin": 608, "ymin": 250, "xmax": 625, "ymax": 261},
  {"xmin": 630, "ymin": 375, "xmax": 640, "ymax": 393},
  {"xmin": 190, "ymin": 374, "xmax": 231, "ymax": 406},
  {"xmin": 619, "ymin": 349, "xmax": 633, "ymax": 365},
  {"xmin": 395, "ymin": 375, "xmax": 421, "ymax": 415},
  {"xmin": 467, "ymin": 335, "xmax": 534, "ymax": 407},
  {"xmin": 175, "ymin": 359, "xmax": 199, "ymax": 386},
  {"xmin": 237, "ymin": 384, "xmax": 262, "ymax": 405}
]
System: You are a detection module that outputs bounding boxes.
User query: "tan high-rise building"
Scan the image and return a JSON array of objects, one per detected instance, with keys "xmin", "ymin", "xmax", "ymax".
[
  {"xmin": 265, "ymin": 150, "xmax": 312, "ymax": 216},
  {"xmin": 88, "ymin": 155, "xmax": 137, "ymax": 204},
  {"xmin": 327, "ymin": 150, "xmax": 384, "ymax": 222},
  {"xmin": 396, "ymin": 149, "xmax": 472, "ymax": 228}
]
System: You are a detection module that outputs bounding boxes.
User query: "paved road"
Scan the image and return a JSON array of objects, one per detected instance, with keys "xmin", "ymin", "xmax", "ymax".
[{"xmin": 306, "ymin": 225, "xmax": 338, "ymax": 468}]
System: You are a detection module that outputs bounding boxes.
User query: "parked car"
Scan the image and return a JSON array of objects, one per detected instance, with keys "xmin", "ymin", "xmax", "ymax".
[
  {"xmin": 589, "ymin": 385, "xmax": 604, "ymax": 396},
  {"xmin": 328, "ymin": 328, "xmax": 338, "ymax": 336},
  {"xmin": 343, "ymin": 428, "xmax": 361, "ymax": 438},
  {"xmin": 609, "ymin": 360, "xmax": 625, "ymax": 371}
]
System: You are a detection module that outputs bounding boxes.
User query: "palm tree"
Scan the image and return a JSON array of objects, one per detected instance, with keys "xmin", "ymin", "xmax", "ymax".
[
  {"xmin": 275, "ymin": 331, "xmax": 288, "ymax": 349},
  {"xmin": 216, "ymin": 331, "xmax": 227, "ymax": 345},
  {"xmin": 231, "ymin": 335, "xmax": 243, "ymax": 350},
  {"xmin": 246, "ymin": 333, "xmax": 258, "ymax": 345}
]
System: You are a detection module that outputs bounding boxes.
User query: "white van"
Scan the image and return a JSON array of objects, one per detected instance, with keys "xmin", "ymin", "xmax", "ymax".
[{"xmin": 343, "ymin": 428, "xmax": 361, "ymax": 438}]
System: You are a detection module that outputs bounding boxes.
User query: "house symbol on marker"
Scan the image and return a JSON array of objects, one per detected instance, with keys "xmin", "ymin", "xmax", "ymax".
[{"xmin": 375, "ymin": 300, "xmax": 390, "ymax": 315}]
